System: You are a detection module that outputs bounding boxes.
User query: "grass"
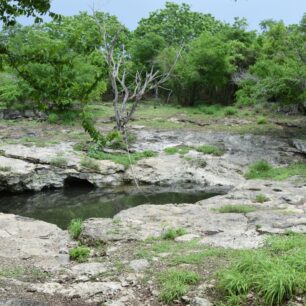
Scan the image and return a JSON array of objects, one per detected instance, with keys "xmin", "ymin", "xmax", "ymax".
[
  {"xmin": 255, "ymin": 194, "xmax": 270, "ymax": 203},
  {"xmin": 158, "ymin": 269, "xmax": 200, "ymax": 304},
  {"xmin": 217, "ymin": 233, "xmax": 306, "ymax": 306},
  {"xmin": 257, "ymin": 116, "xmax": 268, "ymax": 125},
  {"xmin": 69, "ymin": 246, "xmax": 90, "ymax": 262},
  {"xmin": 164, "ymin": 146, "xmax": 191, "ymax": 155},
  {"xmin": 68, "ymin": 219, "xmax": 83, "ymax": 239},
  {"xmin": 245, "ymin": 161, "xmax": 306, "ymax": 180},
  {"xmin": 162, "ymin": 228, "xmax": 188, "ymax": 240},
  {"xmin": 50, "ymin": 155, "xmax": 68, "ymax": 167},
  {"xmin": 89, "ymin": 149, "xmax": 157, "ymax": 167},
  {"xmin": 196, "ymin": 145, "xmax": 224, "ymax": 156},
  {"xmin": 0, "ymin": 165, "xmax": 11, "ymax": 172},
  {"xmin": 80, "ymin": 157, "xmax": 100, "ymax": 171},
  {"xmin": 224, "ymin": 107, "xmax": 238, "ymax": 116},
  {"xmin": 217, "ymin": 205, "xmax": 256, "ymax": 214}
]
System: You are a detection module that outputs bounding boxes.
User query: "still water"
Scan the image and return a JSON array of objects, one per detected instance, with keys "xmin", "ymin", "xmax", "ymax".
[{"xmin": 0, "ymin": 186, "xmax": 217, "ymax": 229}]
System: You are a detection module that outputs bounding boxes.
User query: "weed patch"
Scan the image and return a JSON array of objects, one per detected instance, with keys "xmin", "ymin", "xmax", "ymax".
[
  {"xmin": 68, "ymin": 219, "xmax": 83, "ymax": 239},
  {"xmin": 218, "ymin": 205, "xmax": 256, "ymax": 214},
  {"xmin": 69, "ymin": 246, "xmax": 90, "ymax": 262},
  {"xmin": 162, "ymin": 228, "xmax": 188, "ymax": 240}
]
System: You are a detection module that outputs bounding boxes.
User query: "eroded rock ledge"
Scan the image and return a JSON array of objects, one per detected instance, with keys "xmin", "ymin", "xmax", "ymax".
[{"xmin": 0, "ymin": 179, "xmax": 305, "ymax": 305}]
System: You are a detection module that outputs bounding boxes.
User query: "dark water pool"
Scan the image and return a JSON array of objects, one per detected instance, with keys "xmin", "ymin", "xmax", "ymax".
[{"xmin": 0, "ymin": 186, "xmax": 217, "ymax": 229}]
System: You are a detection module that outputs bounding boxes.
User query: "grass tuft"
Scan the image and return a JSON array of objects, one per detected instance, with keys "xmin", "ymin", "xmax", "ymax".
[
  {"xmin": 164, "ymin": 146, "xmax": 191, "ymax": 155},
  {"xmin": 196, "ymin": 145, "xmax": 224, "ymax": 156},
  {"xmin": 255, "ymin": 194, "xmax": 270, "ymax": 203},
  {"xmin": 245, "ymin": 161, "xmax": 306, "ymax": 180},
  {"xmin": 158, "ymin": 269, "xmax": 200, "ymax": 304},
  {"xmin": 162, "ymin": 228, "xmax": 188, "ymax": 240},
  {"xmin": 218, "ymin": 205, "xmax": 256, "ymax": 214},
  {"xmin": 80, "ymin": 157, "xmax": 100, "ymax": 171},
  {"xmin": 69, "ymin": 246, "xmax": 90, "ymax": 262},
  {"xmin": 68, "ymin": 219, "xmax": 83, "ymax": 239}
]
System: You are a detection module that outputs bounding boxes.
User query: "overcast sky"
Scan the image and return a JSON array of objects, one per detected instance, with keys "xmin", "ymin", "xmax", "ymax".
[{"xmin": 20, "ymin": 0, "xmax": 306, "ymax": 30}]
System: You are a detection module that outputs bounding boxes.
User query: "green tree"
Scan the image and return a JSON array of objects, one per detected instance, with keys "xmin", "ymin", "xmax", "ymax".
[{"xmin": 0, "ymin": 0, "xmax": 57, "ymax": 26}]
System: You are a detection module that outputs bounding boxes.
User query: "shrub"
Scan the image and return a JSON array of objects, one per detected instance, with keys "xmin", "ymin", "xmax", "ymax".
[
  {"xmin": 159, "ymin": 269, "xmax": 200, "ymax": 304},
  {"xmin": 68, "ymin": 219, "xmax": 83, "ymax": 239},
  {"xmin": 162, "ymin": 228, "xmax": 188, "ymax": 240},
  {"xmin": 218, "ymin": 205, "xmax": 256, "ymax": 214},
  {"xmin": 196, "ymin": 145, "xmax": 224, "ymax": 156},
  {"xmin": 69, "ymin": 246, "xmax": 90, "ymax": 262},
  {"xmin": 47, "ymin": 113, "xmax": 59, "ymax": 124}
]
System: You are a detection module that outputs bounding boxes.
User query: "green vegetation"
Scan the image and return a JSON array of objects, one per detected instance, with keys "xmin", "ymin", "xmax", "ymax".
[
  {"xmin": 257, "ymin": 116, "xmax": 268, "ymax": 125},
  {"xmin": 68, "ymin": 219, "xmax": 83, "ymax": 239},
  {"xmin": 89, "ymin": 149, "xmax": 157, "ymax": 167},
  {"xmin": 158, "ymin": 269, "xmax": 200, "ymax": 304},
  {"xmin": 218, "ymin": 205, "xmax": 256, "ymax": 214},
  {"xmin": 50, "ymin": 155, "xmax": 68, "ymax": 167},
  {"xmin": 0, "ymin": 166, "xmax": 11, "ymax": 172},
  {"xmin": 255, "ymin": 194, "xmax": 270, "ymax": 203},
  {"xmin": 217, "ymin": 233, "xmax": 306, "ymax": 306},
  {"xmin": 80, "ymin": 157, "xmax": 100, "ymax": 171},
  {"xmin": 196, "ymin": 145, "xmax": 224, "ymax": 156},
  {"xmin": 164, "ymin": 146, "xmax": 191, "ymax": 155},
  {"xmin": 162, "ymin": 228, "xmax": 188, "ymax": 240},
  {"xmin": 245, "ymin": 161, "xmax": 306, "ymax": 180},
  {"xmin": 69, "ymin": 246, "xmax": 90, "ymax": 262}
]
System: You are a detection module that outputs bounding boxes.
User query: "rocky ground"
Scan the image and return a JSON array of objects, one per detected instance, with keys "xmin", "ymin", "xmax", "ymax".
[{"xmin": 0, "ymin": 109, "xmax": 305, "ymax": 305}]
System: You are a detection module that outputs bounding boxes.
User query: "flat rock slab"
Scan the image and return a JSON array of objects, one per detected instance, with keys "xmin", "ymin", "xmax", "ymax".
[
  {"xmin": 81, "ymin": 180, "xmax": 306, "ymax": 249},
  {"xmin": 30, "ymin": 281, "xmax": 122, "ymax": 300},
  {"xmin": 0, "ymin": 213, "xmax": 70, "ymax": 270},
  {"xmin": 70, "ymin": 262, "xmax": 110, "ymax": 276}
]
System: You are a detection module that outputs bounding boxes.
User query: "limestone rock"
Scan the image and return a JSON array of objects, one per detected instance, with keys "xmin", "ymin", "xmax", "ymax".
[{"xmin": 129, "ymin": 259, "xmax": 149, "ymax": 272}]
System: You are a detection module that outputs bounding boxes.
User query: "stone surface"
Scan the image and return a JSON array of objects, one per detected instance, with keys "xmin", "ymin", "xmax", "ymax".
[
  {"xmin": 0, "ymin": 299, "xmax": 46, "ymax": 306},
  {"xmin": 0, "ymin": 143, "xmax": 124, "ymax": 192},
  {"xmin": 81, "ymin": 180, "xmax": 306, "ymax": 249},
  {"xmin": 0, "ymin": 213, "xmax": 70, "ymax": 270},
  {"xmin": 293, "ymin": 139, "xmax": 306, "ymax": 155},
  {"xmin": 70, "ymin": 262, "xmax": 110, "ymax": 276},
  {"xmin": 175, "ymin": 234, "xmax": 200, "ymax": 242},
  {"xmin": 191, "ymin": 297, "xmax": 213, "ymax": 306},
  {"xmin": 128, "ymin": 259, "xmax": 149, "ymax": 272}
]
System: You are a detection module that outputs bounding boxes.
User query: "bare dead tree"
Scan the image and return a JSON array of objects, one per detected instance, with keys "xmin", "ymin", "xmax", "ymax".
[{"xmin": 93, "ymin": 14, "xmax": 182, "ymax": 132}]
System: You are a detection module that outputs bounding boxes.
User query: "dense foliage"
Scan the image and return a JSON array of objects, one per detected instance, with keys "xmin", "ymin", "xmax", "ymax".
[{"xmin": 0, "ymin": 2, "xmax": 305, "ymax": 117}]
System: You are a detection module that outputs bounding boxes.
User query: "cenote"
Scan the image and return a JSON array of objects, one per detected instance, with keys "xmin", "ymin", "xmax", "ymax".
[{"xmin": 0, "ymin": 185, "xmax": 218, "ymax": 229}]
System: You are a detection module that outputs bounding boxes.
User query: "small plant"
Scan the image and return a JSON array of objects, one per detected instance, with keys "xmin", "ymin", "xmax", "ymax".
[
  {"xmin": 245, "ymin": 161, "xmax": 306, "ymax": 180},
  {"xmin": 162, "ymin": 228, "xmax": 188, "ymax": 240},
  {"xmin": 196, "ymin": 145, "xmax": 224, "ymax": 156},
  {"xmin": 244, "ymin": 160, "xmax": 272, "ymax": 179},
  {"xmin": 257, "ymin": 116, "xmax": 267, "ymax": 124},
  {"xmin": 50, "ymin": 155, "xmax": 68, "ymax": 167},
  {"xmin": 68, "ymin": 219, "xmax": 83, "ymax": 239},
  {"xmin": 47, "ymin": 113, "xmax": 59, "ymax": 124},
  {"xmin": 218, "ymin": 205, "xmax": 256, "ymax": 214},
  {"xmin": 224, "ymin": 107, "xmax": 238, "ymax": 116},
  {"xmin": 164, "ymin": 146, "xmax": 191, "ymax": 155},
  {"xmin": 255, "ymin": 194, "xmax": 270, "ymax": 203},
  {"xmin": 69, "ymin": 246, "xmax": 90, "ymax": 262},
  {"xmin": 159, "ymin": 269, "xmax": 200, "ymax": 304},
  {"xmin": 0, "ymin": 166, "xmax": 11, "ymax": 172},
  {"xmin": 80, "ymin": 157, "xmax": 100, "ymax": 171}
]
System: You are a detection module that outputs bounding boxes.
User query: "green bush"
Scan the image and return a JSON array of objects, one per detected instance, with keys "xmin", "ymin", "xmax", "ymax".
[
  {"xmin": 50, "ymin": 155, "xmax": 68, "ymax": 167},
  {"xmin": 69, "ymin": 246, "xmax": 90, "ymax": 262},
  {"xmin": 47, "ymin": 113, "xmax": 60, "ymax": 124},
  {"xmin": 68, "ymin": 219, "xmax": 83, "ymax": 239}
]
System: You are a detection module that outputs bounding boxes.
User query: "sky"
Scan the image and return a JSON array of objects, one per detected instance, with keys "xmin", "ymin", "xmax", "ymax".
[{"xmin": 19, "ymin": 0, "xmax": 306, "ymax": 30}]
